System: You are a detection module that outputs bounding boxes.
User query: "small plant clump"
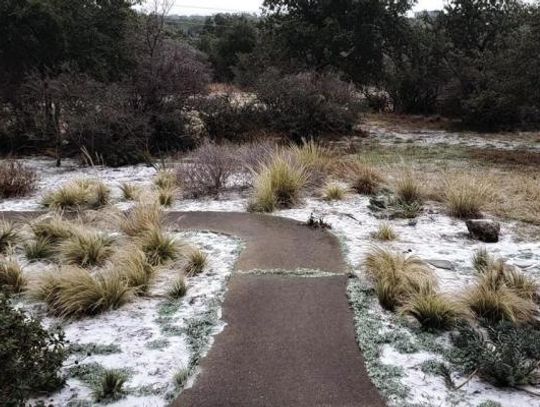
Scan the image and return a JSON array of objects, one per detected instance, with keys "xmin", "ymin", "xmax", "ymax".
[
  {"xmin": 305, "ymin": 213, "xmax": 331, "ymax": 229},
  {"xmin": 114, "ymin": 249, "xmax": 155, "ymax": 295},
  {"xmin": 401, "ymin": 289, "xmax": 466, "ymax": 330},
  {"xmin": 24, "ymin": 237, "xmax": 55, "ymax": 261},
  {"xmin": 42, "ymin": 179, "xmax": 111, "ymax": 211},
  {"xmin": 364, "ymin": 247, "xmax": 435, "ymax": 310},
  {"xmin": 0, "ymin": 160, "xmax": 38, "ymax": 198},
  {"xmin": 346, "ymin": 161, "xmax": 384, "ymax": 195},
  {"xmin": 119, "ymin": 182, "xmax": 141, "ymax": 201},
  {"xmin": 31, "ymin": 215, "xmax": 78, "ymax": 242},
  {"xmin": 119, "ymin": 203, "xmax": 163, "ymax": 236},
  {"xmin": 443, "ymin": 174, "xmax": 494, "ymax": 219},
  {"xmin": 58, "ymin": 232, "xmax": 114, "ymax": 267},
  {"xmin": 395, "ymin": 172, "xmax": 423, "ymax": 205},
  {"xmin": 154, "ymin": 170, "xmax": 177, "ymax": 189},
  {"xmin": 371, "ymin": 223, "xmax": 397, "ymax": 241},
  {"xmin": 36, "ymin": 267, "xmax": 132, "ymax": 318},
  {"xmin": 92, "ymin": 370, "xmax": 127, "ymax": 402},
  {"xmin": 248, "ymin": 155, "xmax": 307, "ymax": 212},
  {"xmin": 169, "ymin": 276, "xmax": 188, "ymax": 299},
  {"xmin": 184, "ymin": 249, "xmax": 208, "ymax": 276},
  {"xmin": 322, "ymin": 182, "xmax": 346, "ymax": 201},
  {"xmin": 158, "ymin": 185, "xmax": 177, "ymax": 207},
  {"xmin": 138, "ymin": 229, "xmax": 182, "ymax": 266},
  {"xmin": 0, "ymin": 220, "xmax": 18, "ymax": 254},
  {"xmin": 0, "ymin": 258, "xmax": 25, "ymax": 294}
]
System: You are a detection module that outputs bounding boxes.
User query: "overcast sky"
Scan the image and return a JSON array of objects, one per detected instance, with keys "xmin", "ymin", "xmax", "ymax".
[{"xmin": 167, "ymin": 0, "xmax": 447, "ymax": 15}]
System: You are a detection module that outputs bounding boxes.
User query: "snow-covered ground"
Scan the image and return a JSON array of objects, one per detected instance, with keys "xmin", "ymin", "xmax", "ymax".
[
  {"xmin": 364, "ymin": 123, "xmax": 540, "ymax": 152},
  {"xmin": 20, "ymin": 231, "xmax": 241, "ymax": 407},
  {"xmin": 4, "ymin": 157, "xmax": 540, "ymax": 406}
]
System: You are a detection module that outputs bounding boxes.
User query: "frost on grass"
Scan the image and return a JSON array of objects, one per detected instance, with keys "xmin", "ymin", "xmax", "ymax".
[{"xmin": 26, "ymin": 231, "xmax": 241, "ymax": 407}]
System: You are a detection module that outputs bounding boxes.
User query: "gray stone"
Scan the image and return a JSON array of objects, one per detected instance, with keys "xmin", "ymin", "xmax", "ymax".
[
  {"xmin": 466, "ymin": 219, "xmax": 501, "ymax": 243},
  {"xmin": 426, "ymin": 259, "xmax": 456, "ymax": 270}
]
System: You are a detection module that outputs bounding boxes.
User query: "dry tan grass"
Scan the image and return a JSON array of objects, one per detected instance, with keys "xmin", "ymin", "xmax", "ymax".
[
  {"xmin": 394, "ymin": 171, "xmax": 424, "ymax": 204},
  {"xmin": 118, "ymin": 203, "xmax": 164, "ymax": 236},
  {"xmin": 0, "ymin": 220, "xmax": 18, "ymax": 254},
  {"xmin": 321, "ymin": 182, "xmax": 347, "ymax": 201},
  {"xmin": 340, "ymin": 160, "xmax": 385, "ymax": 195},
  {"xmin": 31, "ymin": 215, "xmax": 80, "ymax": 242},
  {"xmin": 42, "ymin": 179, "xmax": 111, "ymax": 210},
  {"xmin": 441, "ymin": 172, "xmax": 495, "ymax": 219},
  {"xmin": 35, "ymin": 267, "xmax": 132, "ymax": 318},
  {"xmin": 371, "ymin": 223, "xmax": 397, "ymax": 241},
  {"xmin": 364, "ymin": 247, "xmax": 435, "ymax": 310},
  {"xmin": 113, "ymin": 248, "xmax": 155, "ymax": 295},
  {"xmin": 0, "ymin": 258, "xmax": 25, "ymax": 293},
  {"xmin": 138, "ymin": 229, "xmax": 183, "ymax": 266},
  {"xmin": 157, "ymin": 186, "xmax": 178, "ymax": 207},
  {"xmin": 154, "ymin": 170, "xmax": 177, "ymax": 189},
  {"xmin": 184, "ymin": 248, "xmax": 208, "ymax": 276},
  {"xmin": 119, "ymin": 183, "xmax": 141, "ymax": 201},
  {"xmin": 58, "ymin": 232, "xmax": 114, "ymax": 267}
]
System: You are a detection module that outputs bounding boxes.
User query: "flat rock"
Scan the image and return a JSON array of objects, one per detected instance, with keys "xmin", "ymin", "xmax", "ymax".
[
  {"xmin": 426, "ymin": 259, "xmax": 455, "ymax": 270},
  {"xmin": 466, "ymin": 219, "xmax": 501, "ymax": 243}
]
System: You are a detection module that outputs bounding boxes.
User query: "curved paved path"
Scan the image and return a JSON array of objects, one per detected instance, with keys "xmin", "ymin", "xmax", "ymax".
[
  {"xmin": 169, "ymin": 212, "xmax": 385, "ymax": 407},
  {"xmin": 2, "ymin": 211, "xmax": 385, "ymax": 406}
]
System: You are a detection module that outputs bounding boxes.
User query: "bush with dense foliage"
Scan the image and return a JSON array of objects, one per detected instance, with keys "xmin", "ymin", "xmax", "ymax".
[
  {"xmin": 255, "ymin": 70, "xmax": 362, "ymax": 142},
  {"xmin": 0, "ymin": 293, "xmax": 66, "ymax": 405}
]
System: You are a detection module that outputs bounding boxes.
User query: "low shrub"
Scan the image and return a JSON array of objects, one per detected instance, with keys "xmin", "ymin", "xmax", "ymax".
[
  {"xmin": 0, "ymin": 220, "xmax": 18, "ymax": 254},
  {"xmin": 255, "ymin": 70, "xmax": 362, "ymax": 142},
  {"xmin": 0, "ymin": 160, "xmax": 38, "ymax": 198},
  {"xmin": 0, "ymin": 258, "xmax": 25, "ymax": 294},
  {"xmin": 0, "ymin": 292, "xmax": 66, "ymax": 406},
  {"xmin": 58, "ymin": 232, "xmax": 114, "ymax": 268},
  {"xmin": 184, "ymin": 249, "xmax": 208, "ymax": 276},
  {"xmin": 42, "ymin": 179, "xmax": 111, "ymax": 211},
  {"xmin": 169, "ymin": 277, "xmax": 188, "ymax": 299},
  {"xmin": 92, "ymin": 370, "xmax": 127, "ymax": 402},
  {"xmin": 401, "ymin": 290, "xmax": 466, "ymax": 330},
  {"xmin": 364, "ymin": 247, "xmax": 435, "ymax": 310},
  {"xmin": 443, "ymin": 174, "xmax": 494, "ymax": 218},
  {"xmin": 451, "ymin": 321, "xmax": 540, "ymax": 387},
  {"xmin": 24, "ymin": 237, "xmax": 55, "ymax": 261},
  {"xmin": 371, "ymin": 223, "xmax": 397, "ymax": 241},
  {"xmin": 138, "ymin": 229, "xmax": 182, "ymax": 266},
  {"xmin": 176, "ymin": 142, "xmax": 239, "ymax": 197},
  {"xmin": 248, "ymin": 156, "xmax": 307, "ymax": 213},
  {"xmin": 38, "ymin": 267, "xmax": 132, "ymax": 318},
  {"xmin": 119, "ymin": 183, "xmax": 141, "ymax": 201},
  {"xmin": 322, "ymin": 182, "xmax": 346, "ymax": 201}
]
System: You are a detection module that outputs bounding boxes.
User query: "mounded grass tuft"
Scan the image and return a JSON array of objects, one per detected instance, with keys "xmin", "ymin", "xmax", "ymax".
[
  {"xmin": 42, "ymin": 179, "xmax": 111, "ymax": 211},
  {"xmin": 464, "ymin": 258, "xmax": 538, "ymax": 324},
  {"xmin": 169, "ymin": 276, "xmax": 188, "ymax": 299},
  {"xmin": 24, "ymin": 237, "xmax": 55, "ymax": 261},
  {"xmin": 395, "ymin": 172, "xmax": 423, "ymax": 205},
  {"xmin": 371, "ymin": 223, "xmax": 397, "ymax": 241},
  {"xmin": 158, "ymin": 186, "xmax": 177, "ymax": 207},
  {"xmin": 322, "ymin": 182, "xmax": 346, "ymax": 201},
  {"xmin": 92, "ymin": 370, "xmax": 127, "ymax": 402},
  {"xmin": 401, "ymin": 290, "xmax": 466, "ymax": 330},
  {"xmin": 364, "ymin": 247, "xmax": 435, "ymax": 310},
  {"xmin": 184, "ymin": 249, "xmax": 208, "ymax": 276},
  {"xmin": 119, "ymin": 182, "xmax": 141, "ymax": 201},
  {"xmin": 248, "ymin": 156, "xmax": 307, "ymax": 213},
  {"xmin": 342, "ymin": 160, "xmax": 384, "ymax": 195},
  {"xmin": 138, "ymin": 229, "xmax": 182, "ymax": 266},
  {"xmin": 58, "ymin": 232, "xmax": 114, "ymax": 267},
  {"xmin": 0, "ymin": 220, "xmax": 18, "ymax": 254},
  {"xmin": 37, "ymin": 267, "xmax": 132, "ymax": 318},
  {"xmin": 0, "ymin": 258, "xmax": 25, "ymax": 293},
  {"xmin": 31, "ymin": 215, "xmax": 78, "ymax": 242},
  {"xmin": 154, "ymin": 170, "xmax": 177, "ymax": 189},
  {"xmin": 472, "ymin": 247, "xmax": 492, "ymax": 273},
  {"xmin": 443, "ymin": 174, "xmax": 494, "ymax": 219},
  {"xmin": 114, "ymin": 248, "xmax": 155, "ymax": 295},
  {"xmin": 119, "ymin": 203, "xmax": 163, "ymax": 237}
]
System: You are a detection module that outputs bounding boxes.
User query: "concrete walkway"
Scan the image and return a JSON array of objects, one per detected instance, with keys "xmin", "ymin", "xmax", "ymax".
[{"xmin": 169, "ymin": 212, "xmax": 385, "ymax": 407}]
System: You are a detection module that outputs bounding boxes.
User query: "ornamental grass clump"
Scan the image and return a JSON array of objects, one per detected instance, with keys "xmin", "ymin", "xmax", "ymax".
[
  {"xmin": 0, "ymin": 258, "xmax": 25, "ymax": 294},
  {"xmin": 58, "ymin": 232, "xmax": 114, "ymax": 268},
  {"xmin": 138, "ymin": 229, "xmax": 183, "ymax": 266},
  {"xmin": 371, "ymin": 223, "xmax": 397, "ymax": 241},
  {"xmin": 36, "ymin": 267, "xmax": 132, "ymax": 318},
  {"xmin": 31, "ymin": 215, "xmax": 79, "ymax": 242},
  {"xmin": 443, "ymin": 174, "xmax": 494, "ymax": 218},
  {"xmin": 345, "ymin": 161, "xmax": 384, "ymax": 195},
  {"xmin": 0, "ymin": 221, "xmax": 18, "ymax": 254},
  {"xmin": 114, "ymin": 248, "xmax": 155, "ymax": 295},
  {"xmin": 24, "ymin": 237, "xmax": 55, "ymax": 261},
  {"xmin": 322, "ymin": 182, "xmax": 346, "ymax": 201},
  {"xmin": 184, "ymin": 249, "xmax": 208, "ymax": 276},
  {"xmin": 42, "ymin": 179, "xmax": 111, "ymax": 211},
  {"xmin": 118, "ymin": 202, "xmax": 164, "ymax": 237},
  {"xmin": 364, "ymin": 247, "xmax": 435, "ymax": 310},
  {"xmin": 248, "ymin": 156, "xmax": 307, "ymax": 213},
  {"xmin": 119, "ymin": 183, "xmax": 141, "ymax": 201}
]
